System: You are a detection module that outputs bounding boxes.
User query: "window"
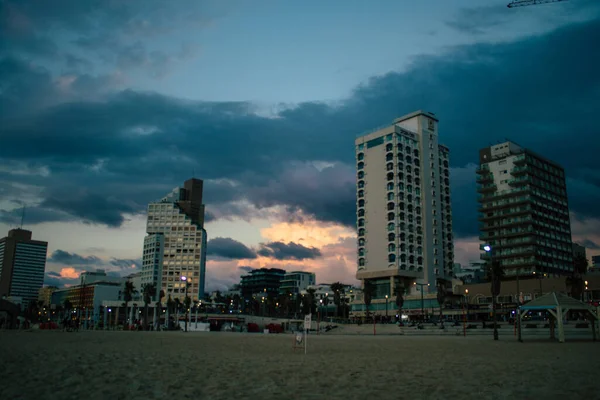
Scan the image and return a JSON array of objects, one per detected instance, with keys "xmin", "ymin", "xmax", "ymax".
[
  {"xmin": 358, "ymin": 248, "xmax": 365, "ymax": 256},
  {"xmin": 399, "ymin": 212, "xmax": 405, "ymax": 221},
  {"xmin": 358, "ymin": 180, "xmax": 365, "ymax": 188},
  {"xmin": 386, "ymin": 163, "xmax": 394, "ymax": 171},
  {"xmin": 414, "ymin": 149, "xmax": 419, "ymax": 157},
  {"xmin": 388, "ymin": 233, "xmax": 395, "ymax": 241},
  {"xmin": 357, "ymin": 153, "xmax": 364, "ymax": 161},
  {"xmin": 359, "ymin": 258, "xmax": 365, "ymax": 266},
  {"xmin": 386, "ymin": 154, "xmax": 393, "ymax": 161},
  {"xmin": 406, "ymin": 165, "xmax": 412, "ymax": 173},
  {"xmin": 386, "ymin": 143, "xmax": 393, "ymax": 152},
  {"xmin": 358, "ymin": 162, "xmax": 364, "ymax": 170},
  {"xmin": 386, "ymin": 134, "xmax": 393, "ymax": 142},
  {"xmin": 387, "ymin": 223, "xmax": 395, "ymax": 231},
  {"xmin": 358, "ymin": 171, "xmax": 364, "ymax": 179},
  {"xmin": 358, "ymin": 209, "xmax": 364, "ymax": 217},
  {"xmin": 387, "ymin": 192, "xmax": 395, "ymax": 201},
  {"xmin": 358, "ymin": 228, "xmax": 365, "ymax": 236},
  {"xmin": 388, "ymin": 243, "xmax": 396, "ymax": 252},
  {"xmin": 358, "ymin": 144, "xmax": 364, "ymax": 151},
  {"xmin": 387, "ymin": 172, "xmax": 394, "ymax": 181},
  {"xmin": 414, "ymin": 168, "xmax": 420, "ymax": 176},
  {"xmin": 388, "ymin": 254, "xmax": 396, "ymax": 262},
  {"xmin": 387, "ymin": 182, "xmax": 394, "ymax": 191},
  {"xmin": 358, "ymin": 190, "xmax": 364, "ymax": 198},
  {"xmin": 358, "ymin": 238, "xmax": 365, "ymax": 246},
  {"xmin": 358, "ymin": 218, "xmax": 365, "ymax": 227},
  {"xmin": 387, "ymin": 212, "xmax": 395, "ymax": 221},
  {"xmin": 358, "ymin": 200, "xmax": 365, "ymax": 207},
  {"xmin": 406, "ymin": 155, "xmax": 412, "ymax": 163},
  {"xmin": 398, "ymin": 172, "xmax": 404, "ymax": 180},
  {"xmin": 399, "ymin": 182, "xmax": 404, "ymax": 190}
]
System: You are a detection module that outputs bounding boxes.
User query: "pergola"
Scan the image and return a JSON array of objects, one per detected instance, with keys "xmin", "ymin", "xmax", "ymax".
[{"xmin": 518, "ymin": 292, "xmax": 599, "ymax": 343}]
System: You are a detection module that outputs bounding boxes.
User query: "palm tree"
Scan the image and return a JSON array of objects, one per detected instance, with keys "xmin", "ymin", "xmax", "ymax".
[
  {"xmin": 154, "ymin": 289, "xmax": 165, "ymax": 330},
  {"xmin": 394, "ymin": 285, "xmax": 405, "ymax": 321},
  {"xmin": 183, "ymin": 295, "xmax": 192, "ymax": 332},
  {"xmin": 363, "ymin": 280, "xmax": 376, "ymax": 320},
  {"xmin": 174, "ymin": 297, "xmax": 181, "ymax": 329},
  {"xmin": 436, "ymin": 278, "xmax": 447, "ymax": 325},
  {"xmin": 304, "ymin": 288, "xmax": 317, "ymax": 316},
  {"xmin": 122, "ymin": 281, "xmax": 135, "ymax": 330},
  {"xmin": 142, "ymin": 283, "xmax": 157, "ymax": 330},
  {"xmin": 330, "ymin": 282, "xmax": 345, "ymax": 318},
  {"xmin": 486, "ymin": 260, "xmax": 505, "ymax": 341},
  {"xmin": 166, "ymin": 295, "xmax": 174, "ymax": 329}
]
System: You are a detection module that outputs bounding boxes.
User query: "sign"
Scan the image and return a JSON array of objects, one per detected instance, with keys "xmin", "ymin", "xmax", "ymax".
[{"xmin": 304, "ymin": 314, "xmax": 312, "ymax": 331}]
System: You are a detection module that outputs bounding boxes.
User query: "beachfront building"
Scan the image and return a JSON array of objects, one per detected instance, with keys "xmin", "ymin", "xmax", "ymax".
[
  {"xmin": 38, "ymin": 286, "xmax": 57, "ymax": 307},
  {"xmin": 452, "ymin": 261, "xmax": 486, "ymax": 284},
  {"xmin": 477, "ymin": 141, "xmax": 573, "ymax": 279},
  {"xmin": 240, "ymin": 268, "xmax": 286, "ymax": 300},
  {"xmin": 0, "ymin": 229, "xmax": 48, "ymax": 310},
  {"xmin": 279, "ymin": 271, "xmax": 316, "ymax": 295},
  {"xmin": 355, "ymin": 110, "xmax": 454, "ymax": 312},
  {"xmin": 142, "ymin": 178, "xmax": 208, "ymax": 302}
]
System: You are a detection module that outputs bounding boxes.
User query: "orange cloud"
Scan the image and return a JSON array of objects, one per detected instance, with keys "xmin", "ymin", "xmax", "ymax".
[
  {"xmin": 59, "ymin": 267, "xmax": 80, "ymax": 279},
  {"xmin": 260, "ymin": 219, "xmax": 355, "ymax": 249}
]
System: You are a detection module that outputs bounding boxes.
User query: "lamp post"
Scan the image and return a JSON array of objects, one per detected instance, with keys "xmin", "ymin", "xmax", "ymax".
[
  {"xmin": 532, "ymin": 271, "xmax": 547, "ymax": 296},
  {"xmin": 584, "ymin": 280, "xmax": 589, "ymax": 302},
  {"xmin": 180, "ymin": 276, "xmax": 190, "ymax": 332},
  {"xmin": 414, "ymin": 282, "xmax": 430, "ymax": 323},
  {"xmin": 484, "ymin": 245, "xmax": 499, "ymax": 341},
  {"xmin": 463, "ymin": 289, "xmax": 468, "ymax": 337},
  {"xmin": 385, "ymin": 295, "xmax": 389, "ymax": 319}
]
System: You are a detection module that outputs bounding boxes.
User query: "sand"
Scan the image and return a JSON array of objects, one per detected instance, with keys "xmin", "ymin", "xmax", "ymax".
[{"xmin": 0, "ymin": 331, "xmax": 598, "ymax": 400}]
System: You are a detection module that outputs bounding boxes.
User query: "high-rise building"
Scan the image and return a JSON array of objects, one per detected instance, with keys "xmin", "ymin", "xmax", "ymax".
[
  {"xmin": 240, "ymin": 268, "xmax": 286, "ymax": 300},
  {"xmin": 142, "ymin": 178, "xmax": 208, "ymax": 302},
  {"xmin": 355, "ymin": 111, "xmax": 454, "ymax": 298},
  {"xmin": 0, "ymin": 229, "xmax": 48, "ymax": 309},
  {"xmin": 477, "ymin": 141, "xmax": 573, "ymax": 277}
]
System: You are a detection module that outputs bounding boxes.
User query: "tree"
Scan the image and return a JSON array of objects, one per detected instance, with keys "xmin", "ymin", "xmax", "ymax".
[
  {"xmin": 183, "ymin": 295, "xmax": 191, "ymax": 332},
  {"xmin": 303, "ymin": 289, "xmax": 317, "ymax": 316},
  {"xmin": 436, "ymin": 278, "xmax": 447, "ymax": 324},
  {"xmin": 142, "ymin": 283, "xmax": 157, "ymax": 330},
  {"xmin": 363, "ymin": 280, "xmax": 376, "ymax": 319},
  {"xmin": 330, "ymin": 282, "xmax": 345, "ymax": 318},
  {"xmin": 566, "ymin": 254, "xmax": 588, "ymax": 300},
  {"xmin": 122, "ymin": 281, "xmax": 135, "ymax": 330},
  {"xmin": 486, "ymin": 260, "xmax": 505, "ymax": 341},
  {"xmin": 394, "ymin": 284, "xmax": 405, "ymax": 321},
  {"xmin": 166, "ymin": 295, "xmax": 174, "ymax": 329}
]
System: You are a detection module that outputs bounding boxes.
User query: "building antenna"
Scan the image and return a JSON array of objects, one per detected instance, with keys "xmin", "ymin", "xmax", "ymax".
[{"xmin": 20, "ymin": 205, "xmax": 26, "ymax": 229}]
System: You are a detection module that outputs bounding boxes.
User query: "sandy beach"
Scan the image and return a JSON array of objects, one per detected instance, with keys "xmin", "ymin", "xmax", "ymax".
[{"xmin": 0, "ymin": 331, "xmax": 598, "ymax": 400}]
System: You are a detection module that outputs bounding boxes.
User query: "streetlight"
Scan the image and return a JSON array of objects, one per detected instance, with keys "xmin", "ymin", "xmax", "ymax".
[
  {"xmin": 413, "ymin": 282, "xmax": 430, "ymax": 323},
  {"xmin": 484, "ymin": 245, "xmax": 499, "ymax": 341},
  {"xmin": 180, "ymin": 276, "xmax": 191, "ymax": 332},
  {"xmin": 584, "ymin": 280, "xmax": 589, "ymax": 302},
  {"xmin": 385, "ymin": 295, "xmax": 389, "ymax": 319},
  {"xmin": 532, "ymin": 271, "xmax": 547, "ymax": 296}
]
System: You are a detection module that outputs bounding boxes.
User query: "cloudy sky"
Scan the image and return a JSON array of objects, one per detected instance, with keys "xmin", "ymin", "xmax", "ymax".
[{"xmin": 1, "ymin": 0, "xmax": 599, "ymax": 291}]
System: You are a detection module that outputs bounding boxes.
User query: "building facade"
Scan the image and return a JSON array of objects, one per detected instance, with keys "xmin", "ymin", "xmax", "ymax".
[
  {"xmin": 279, "ymin": 271, "xmax": 316, "ymax": 295},
  {"xmin": 38, "ymin": 286, "xmax": 58, "ymax": 307},
  {"xmin": 355, "ymin": 110, "xmax": 453, "ymax": 298},
  {"xmin": 143, "ymin": 178, "xmax": 208, "ymax": 302},
  {"xmin": 477, "ymin": 141, "xmax": 573, "ymax": 278},
  {"xmin": 240, "ymin": 268, "xmax": 286, "ymax": 300},
  {"xmin": 0, "ymin": 229, "xmax": 48, "ymax": 309}
]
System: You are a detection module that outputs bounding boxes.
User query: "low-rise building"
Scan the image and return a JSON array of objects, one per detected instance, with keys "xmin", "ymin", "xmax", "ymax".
[{"xmin": 279, "ymin": 271, "xmax": 315, "ymax": 295}]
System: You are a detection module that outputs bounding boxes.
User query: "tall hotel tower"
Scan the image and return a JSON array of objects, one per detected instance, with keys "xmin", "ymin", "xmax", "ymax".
[
  {"xmin": 142, "ymin": 178, "xmax": 207, "ymax": 301},
  {"xmin": 477, "ymin": 141, "xmax": 573, "ymax": 278},
  {"xmin": 355, "ymin": 111, "xmax": 453, "ymax": 297}
]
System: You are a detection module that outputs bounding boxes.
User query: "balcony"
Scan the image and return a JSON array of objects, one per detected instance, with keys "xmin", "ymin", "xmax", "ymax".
[
  {"xmin": 513, "ymin": 154, "xmax": 526, "ymax": 165},
  {"xmin": 477, "ymin": 184, "xmax": 497, "ymax": 193},
  {"xmin": 511, "ymin": 166, "xmax": 529, "ymax": 176},
  {"xmin": 476, "ymin": 164, "xmax": 490, "ymax": 175},
  {"xmin": 476, "ymin": 173, "xmax": 493, "ymax": 184},
  {"xmin": 508, "ymin": 177, "xmax": 530, "ymax": 187}
]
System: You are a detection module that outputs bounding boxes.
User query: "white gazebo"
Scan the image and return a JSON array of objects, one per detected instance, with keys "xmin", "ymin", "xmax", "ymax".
[{"xmin": 518, "ymin": 292, "xmax": 599, "ymax": 343}]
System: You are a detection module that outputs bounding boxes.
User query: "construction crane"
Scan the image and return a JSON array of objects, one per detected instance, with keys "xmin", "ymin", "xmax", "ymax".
[{"xmin": 507, "ymin": 0, "xmax": 569, "ymax": 8}]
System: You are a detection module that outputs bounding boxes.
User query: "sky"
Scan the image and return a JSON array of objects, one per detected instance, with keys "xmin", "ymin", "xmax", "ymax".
[{"xmin": 1, "ymin": 0, "xmax": 600, "ymax": 292}]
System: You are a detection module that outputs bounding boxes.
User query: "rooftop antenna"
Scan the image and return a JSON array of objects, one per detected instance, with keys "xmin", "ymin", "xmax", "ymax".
[{"xmin": 20, "ymin": 205, "xmax": 25, "ymax": 229}]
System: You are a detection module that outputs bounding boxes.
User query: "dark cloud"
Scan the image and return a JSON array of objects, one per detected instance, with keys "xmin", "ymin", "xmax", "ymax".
[
  {"xmin": 207, "ymin": 237, "xmax": 257, "ymax": 260},
  {"xmin": 48, "ymin": 250, "xmax": 102, "ymax": 265},
  {"xmin": 109, "ymin": 258, "xmax": 142, "ymax": 271},
  {"xmin": 445, "ymin": 5, "xmax": 512, "ymax": 35},
  {"xmin": 257, "ymin": 242, "xmax": 321, "ymax": 261},
  {"xmin": 578, "ymin": 239, "xmax": 600, "ymax": 251},
  {"xmin": 1, "ymin": 18, "xmax": 600, "ymax": 240},
  {"xmin": 43, "ymin": 273, "xmax": 79, "ymax": 288}
]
